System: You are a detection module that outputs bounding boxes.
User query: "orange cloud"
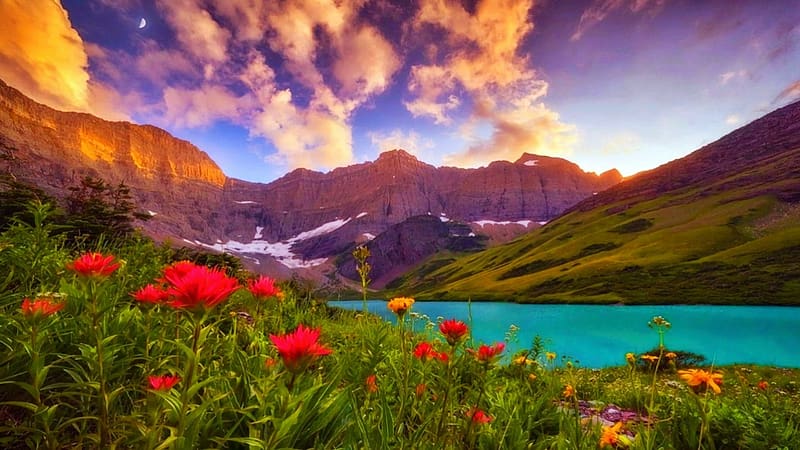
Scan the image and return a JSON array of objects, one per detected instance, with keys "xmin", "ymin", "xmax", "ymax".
[
  {"xmin": 408, "ymin": 0, "xmax": 575, "ymax": 167},
  {"xmin": 0, "ymin": 0, "xmax": 90, "ymax": 111},
  {"xmin": 157, "ymin": 0, "xmax": 231, "ymax": 65},
  {"xmin": 775, "ymin": 80, "xmax": 800, "ymax": 105},
  {"xmin": 162, "ymin": 84, "xmax": 251, "ymax": 128}
]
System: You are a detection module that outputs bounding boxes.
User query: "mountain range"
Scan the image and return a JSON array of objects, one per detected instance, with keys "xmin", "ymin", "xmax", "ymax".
[
  {"xmin": 0, "ymin": 78, "xmax": 620, "ymax": 286},
  {"xmin": 390, "ymin": 99, "xmax": 800, "ymax": 304}
]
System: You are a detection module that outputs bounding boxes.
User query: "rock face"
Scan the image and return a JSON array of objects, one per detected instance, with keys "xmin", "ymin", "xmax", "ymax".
[{"xmin": 0, "ymin": 78, "xmax": 621, "ymax": 280}]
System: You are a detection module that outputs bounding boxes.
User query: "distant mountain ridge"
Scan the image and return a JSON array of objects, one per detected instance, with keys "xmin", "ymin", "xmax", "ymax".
[
  {"xmin": 390, "ymin": 99, "xmax": 800, "ymax": 304},
  {"xmin": 0, "ymin": 78, "xmax": 620, "ymax": 284}
]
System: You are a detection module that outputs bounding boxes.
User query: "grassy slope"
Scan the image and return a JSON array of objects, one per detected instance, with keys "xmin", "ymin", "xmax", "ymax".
[{"xmin": 389, "ymin": 156, "xmax": 800, "ymax": 304}]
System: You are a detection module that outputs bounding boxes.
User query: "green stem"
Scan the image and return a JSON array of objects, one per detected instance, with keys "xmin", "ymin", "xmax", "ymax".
[
  {"xmin": 436, "ymin": 346, "xmax": 456, "ymax": 443},
  {"xmin": 177, "ymin": 316, "xmax": 203, "ymax": 440},
  {"xmin": 89, "ymin": 281, "xmax": 111, "ymax": 448}
]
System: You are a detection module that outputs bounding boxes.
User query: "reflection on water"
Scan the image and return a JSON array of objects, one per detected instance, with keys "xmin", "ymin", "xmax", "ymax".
[{"xmin": 331, "ymin": 300, "xmax": 800, "ymax": 368}]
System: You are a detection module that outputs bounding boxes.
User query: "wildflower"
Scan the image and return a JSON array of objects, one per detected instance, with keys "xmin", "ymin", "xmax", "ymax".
[
  {"xmin": 264, "ymin": 358, "xmax": 278, "ymax": 370},
  {"xmin": 415, "ymin": 383, "xmax": 427, "ymax": 398},
  {"xmin": 468, "ymin": 408, "xmax": 492, "ymax": 424},
  {"xmin": 678, "ymin": 369, "xmax": 723, "ymax": 394},
  {"xmin": 528, "ymin": 373, "xmax": 537, "ymax": 382},
  {"xmin": 387, "ymin": 297, "xmax": 414, "ymax": 317},
  {"xmin": 270, "ymin": 324, "xmax": 332, "ymax": 374},
  {"xmin": 625, "ymin": 352, "xmax": 636, "ymax": 365},
  {"xmin": 665, "ymin": 352, "xmax": 677, "ymax": 360},
  {"xmin": 148, "ymin": 374, "xmax": 181, "ymax": 391},
  {"xmin": 365, "ymin": 374, "xmax": 378, "ymax": 393},
  {"xmin": 21, "ymin": 297, "xmax": 64, "ymax": 318},
  {"xmin": 758, "ymin": 380, "xmax": 769, "ymax": 391},
  {"xmin": 163, "ymin": 264, "xmax": 239, "ymax": 311},
  {"xmin": 248, "ymin": 275, "xmax": 281, "ymax": 299},
  {"xmin": 563, "ymin": 384, "xmax": 576, "ymax": 398},
  {"xmin": 470, "ymin": 342, "xmax": 505, "ymax": 363},
  {"xmin": 599, "ymin": 421, "xmax": 627, "ymax": 448},
  {"xmin": 413, "ymin": 342, "xmax": 448, "ymax": 363},
  {"xmin": 132, "ymin": 284, "xmax": 168, "ymax": 304},
  {"xmin": 546, "ymin": 352, "xmax": 557, "ymax": 362},
  {"xmin": 439, "ymin": 319, "xmax": 468, "ymax": 346},
  {"xmin": 514, "ymin": 355, "xmax": 534, "ymax": 365},
  {"xmin": 160, "ymin": 260, "xmax": 196, "ymax": 281},
  {"xmin": 66, "ymin": 252, "xmax": 120, "ymax": 278},
  {"xmin": 640, "ymin": 355, "xmax": 659, "ymax": 363}
]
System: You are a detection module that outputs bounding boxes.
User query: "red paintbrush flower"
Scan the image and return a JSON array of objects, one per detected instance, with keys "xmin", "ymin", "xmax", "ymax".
[
  {"xmin": 468, "ymin": 408, "xmax": 492, "ymax": 424},
  {"xmin": 365, "ymin": 374, "xmax": 378, "ymax": 393},
  {"xmin": 66, "ymin": 252, "xmax": 120, "ymax": 278},
  {"xmin": 148, "ymin": 374, "xmax": 181, "ymax": 391},
  {"xmin": 163, "ymin": 264, "xmax": 239, "ymax": 311},
  {"xmin": 470, "ymin": 342, "xmax": 505, "ymax": 363},
  {"xmin": 248, "ymin": 275, "xmax": 281, "ymax": 299},
  {"xmin": 439, "ymin": 319, "xmax": 469, "ymax": 346},
  {"xmin": 270, "ymin": 324, "xmax": 333, "ymax": 374},
  {"xmin": 413, "ymin": 342, "xmax": 437, "ymax": 360},
  {"xmin": 132, "ymin": 284, "xmax": 168, "ymax": 304},
  {"xmin": 160, "ymin": 260, "xmax": 197, "ymax": 282},
  {"xmin": 21, "ymin": 297, "xmax": 64, "ymax": 318}
]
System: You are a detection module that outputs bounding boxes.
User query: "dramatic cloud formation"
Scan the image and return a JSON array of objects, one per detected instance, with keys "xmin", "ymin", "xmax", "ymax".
[
  {"xmin": 407, "ymin": 0, "xmax": 575, "ymax": 167},
  {"xmin": 571, "ymin": 0, "xmax": 667, "ymax": 41},
  {"xmin": 775, "ymin": 80, "xmax": 800, "ymax": 105},
  {"xmin": 0, "ymin": 0, "xmax": 90, "ymax": 111}
]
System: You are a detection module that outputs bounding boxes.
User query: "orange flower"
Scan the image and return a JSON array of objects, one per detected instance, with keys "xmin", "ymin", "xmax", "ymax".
[
  {"xmin": 365, "ymin": 374, "xmax": 378, "ymax": 393},
  {"xmin": 270, "ymin": 324, "xmax": 333, "ymax": 374},
  {"xmin": 387, "ymin": 297, "xmax": 414, "ymax": 317},
  {"xmin": 21, "ymin": 297, "xmax": 64, "ymax": 318},
  {"xmin": 439, "ymin": 319, "xmax": 468, "ymax": 346},
  {"xmin": 758, "ymin": 380, "xmax": 769, "ymax": 391},
  {"xmin": 678, "ymin": 369, "xmax": 723, "ymax": 394},
  {"xmin": 148, "ymin": 374, "xmax": 181, "ymax": 391},
  {"xmin": 468, "ymin": 408, "xmax": 492, "ymax": 424},
  {"xmin": 248, "ymin": 275, "xmax": 281, "ymax": 299},
  {"xmin": 470, "ymin": 342, "xmax": 505, "ymax": 363},
  {"xmin": 665, "ymin": 352, "xmax": 677, "ymax": 360},
  {"xmin": 640, "ymin": 355, "xmax": 659, "ymax": 363},
  {"xmin": 563, "ymin": 384, "xmax": 576, "ymax": 398},
  {"xmin": 163, "ymin": 263, "xmax": 240, "ymax": 311},
  {"xmin": 599, "ymin": 421, "xmax": 624, "ymax": 448},
  {"xmin": 132, "ymin": 284, "xmax": 168, "ymax": 304},
  {"xmin": 66, "ymin": 252, "xmax": 120, "ymax": 278},
  {"xmin": 415, "ymin": 383, "xmax": 427, "ymax": 398},
  {"xmin": 625, "ymin": 353, "xmax": 636, "ymax": 365}
]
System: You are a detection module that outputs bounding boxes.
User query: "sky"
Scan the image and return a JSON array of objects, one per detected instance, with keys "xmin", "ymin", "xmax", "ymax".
[{"xmin": 1, "ymin": 0, "xmax": 799, "ymax": 183}]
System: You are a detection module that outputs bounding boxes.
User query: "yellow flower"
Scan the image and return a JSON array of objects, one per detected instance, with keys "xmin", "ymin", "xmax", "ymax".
[
  {"xmin": 562, "ymin": 384, "xmax": 575, "ymax": 398},
  {"xmin": 546, "ymin": 352, "xmax": 556, "ymax": 361},
  {"xmin": 513, "ymin": 355, "xmax": 534, "ymax": 365},
  {"xmin": 599, "ymin": 421, "xmax": 624, "ymax": 448},
  {"xmin": 625, "ymin": 352, "xmax": 636, "ymax": 365},
  {"xmin": 678, "ymin": 369, "xmax": 723, "ymax": 394},
  {"xmin": 387, "ymin": 297, "xmax": 414, "ymax": 317},
  {"xmin": 665, "ymin": 352, "xmax": 677, "ymax": 359},
  {"xmin": 640, "ymin": 355, "xmax": 659, "ymax": 363},
  {"xmin": 528, "ymin": 373, "xmax": 537, "ymax": 382}
]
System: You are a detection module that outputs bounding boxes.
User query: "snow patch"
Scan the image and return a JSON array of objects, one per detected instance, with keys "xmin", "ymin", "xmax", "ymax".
[
  {"xmin": 473, "ymin": 219, "xmax": 536, "ymax": 228},
  {"xmin": 234, "ymin": 200, "xmax": 257, "ymax": 204},
  {"xmin": 254, "ymin": 226, "xmax": 264, "ymax": 239},
  {"xmin": 148, "ymin": 210, "xmax": 158, "ymax": 216},
  {"xmin": 439, "ymin": 216, "xmax": 450, "ymax": 222},
  {"xmin": 293, "ymin": 217, "xmax": 351, "ymax": 241},
  {"xmin": 362, "ymin": 233, "xmax": 375, "ymax": 241},
  {"xmin": 524, "ymin": 160, "xmax": 538, "ymax": 166},
  {"xmin": 356, "ymin": 212, "xmax": 368, "ymax": 219}
]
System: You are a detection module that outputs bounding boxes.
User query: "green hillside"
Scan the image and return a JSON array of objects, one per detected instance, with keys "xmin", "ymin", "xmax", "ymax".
[{"xmin": 388, "ymin": 103, "xmax": 800, "ymax": 305}]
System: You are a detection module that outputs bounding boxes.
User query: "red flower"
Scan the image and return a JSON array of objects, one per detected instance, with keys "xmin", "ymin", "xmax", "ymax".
[
  {"xmin": 163, "ymin": 264, "xmax": 239, "ymax": 311},
  {"xmin": 66, "ymin": 252, "xmax": 120, "ymax": 278},
  {"xmin": 365, "ymin": 374, "xmax": 378, "ymax": 393},
  {"xmin": 21, "ymin": 297, "xmax": 64, "ymax": 318},
  {"xmin": 148, "ymin": 374, "xmax": 181, "ymax": 391},
  {"xmin": 270, "ymin": 324, "xmax": 333, "ymax": 373},
  {"xmin": 468, "ymin": 408, "xmax": 492, "ymax": 424},
  {"xmin": 248, "ymin": 275, "xmax": 281, "ymax": 299},
  {"xmin": 471, "ymin": 342, "xmax": 505, "ymax": 363},
  {"xmin": 415, "ymin": 383, "xmax": 427, "ymax": 398},
  {"xmin": 439, "ymin": 319, "xmax": 468, "ymax": 346},
  {"xmin": 414, "ymin": 342, "xmax": 436, "ymax": 360},
  {"xmin": 132, "ymin": 284, "xmax": 168, "ymax": 304},
  {"xmin": 160, "ymin": 261, "xmax": 197, "ymax": 282},
  {"xmin": 758, "ymin": 380, "xmax": 769, "ymax": 391}
]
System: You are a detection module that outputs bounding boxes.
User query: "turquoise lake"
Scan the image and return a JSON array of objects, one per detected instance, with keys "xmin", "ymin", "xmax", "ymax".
[{"xmin": 331, "ymin": 301, "xmax": 800, "ymax": 368}]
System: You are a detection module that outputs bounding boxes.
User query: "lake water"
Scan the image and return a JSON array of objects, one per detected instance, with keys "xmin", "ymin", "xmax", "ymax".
[{"xmin": 331, "ymin": 301, "xmax": 800, "ymax": 368}]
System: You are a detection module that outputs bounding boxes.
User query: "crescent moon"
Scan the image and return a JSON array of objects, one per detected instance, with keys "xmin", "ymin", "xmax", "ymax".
[{"xmin": 138, "ymin": 18, "xmax": 146, "ymax": 29}]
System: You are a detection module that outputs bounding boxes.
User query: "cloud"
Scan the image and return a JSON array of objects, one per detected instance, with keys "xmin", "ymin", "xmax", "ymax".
[
  {"xmin": 571, "ymin": 0, "xmax": 667, "ymax": 42},
  {"xmin": 719, "ymin": 70, "xmax": 747, "ymax": 85},
  {"xmin": 368, "ymin": 129, "xmax": 434, "ymax": 156},
  {"xmin": 162, "ymin": 84, "xmax": 251, "ymax": 128},
  {"xmin": 407, "ymin": 0, "xmax": 575, "ymax": 166},
  {"xmin": 775, "ymin": 80, "xmax": 800, "ymax": 105},
  {"xmin": 725, "ymin": 114, "xmax": 742, "ymax": 126},
  {"xmin": 157, "ymin": 0, "xmax": 231, "ymax": 65},
  {"xmin": 0, "ymin": 0, "xmax": 90, "ymax": 111}
]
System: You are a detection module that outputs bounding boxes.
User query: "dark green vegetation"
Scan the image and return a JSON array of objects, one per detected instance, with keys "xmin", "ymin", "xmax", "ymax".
[{"xmin": 389, "ymin": 100, "xmax": 800, "ymax": 304}]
